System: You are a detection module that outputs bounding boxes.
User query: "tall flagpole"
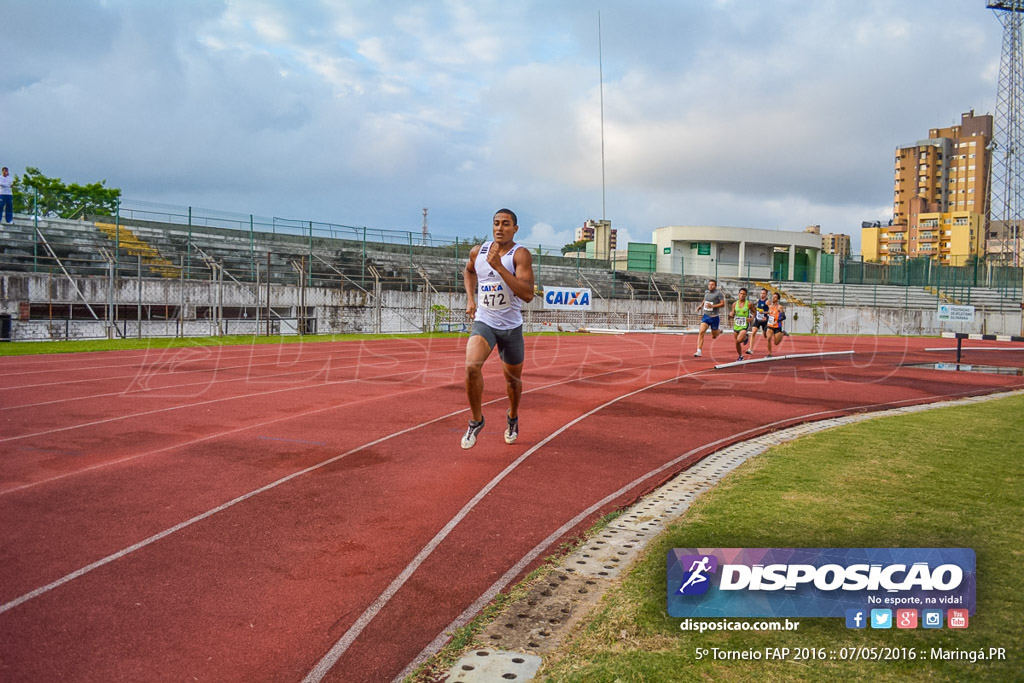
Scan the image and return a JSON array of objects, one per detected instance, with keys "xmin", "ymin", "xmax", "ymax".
[{"xmin": 599, "ymin": 11, "xmax": 606, "ymax": 221}]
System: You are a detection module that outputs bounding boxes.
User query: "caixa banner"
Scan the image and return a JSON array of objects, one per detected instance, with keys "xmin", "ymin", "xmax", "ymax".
[
  {"xmin": 667, "ymin": 548, "xmax": 975, "ymax": 618},
  {"xmin": 542, "ymin": 286, "xmax": 592, "ymax": 311}
]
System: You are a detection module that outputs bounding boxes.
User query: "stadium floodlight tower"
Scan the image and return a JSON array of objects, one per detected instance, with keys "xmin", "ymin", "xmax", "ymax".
[{"xmin": 989, "ymin": 0, "xmax": 1024, "ymax": 331}]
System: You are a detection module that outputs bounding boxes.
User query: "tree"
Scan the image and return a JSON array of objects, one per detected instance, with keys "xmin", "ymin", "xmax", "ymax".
[
  {"xmin": 11, "ymin": 167, "xmax": 121, "ymax": 219},
  {"xmin": 561, "ymin": 239, "xmax": 589, "ymax": 255}
]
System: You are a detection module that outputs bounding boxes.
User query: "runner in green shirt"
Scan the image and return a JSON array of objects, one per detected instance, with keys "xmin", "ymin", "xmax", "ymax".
[{"xmin": 729, "ymin": 287, "xmax": 753, "ymax": 362}]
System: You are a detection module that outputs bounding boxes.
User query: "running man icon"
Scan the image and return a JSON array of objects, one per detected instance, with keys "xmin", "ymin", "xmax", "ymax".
[{"xmin": 678, "ymin": 556, "xmax": 714, "ymax": 595}]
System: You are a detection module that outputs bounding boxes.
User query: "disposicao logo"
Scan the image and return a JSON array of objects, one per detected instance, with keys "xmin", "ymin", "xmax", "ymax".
[{"xmin": 667, "ymin": 548, "xmax": 975, "ymax": 618}]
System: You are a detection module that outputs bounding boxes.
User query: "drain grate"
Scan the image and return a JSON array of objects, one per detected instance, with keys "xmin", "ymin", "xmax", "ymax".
[
  {"xmin": 443, "ymin": 389, "xmax": 1023, "ymax": 682},
  {"xmin": 445, "ymin": 650, "xmax": 542, "ymax": 682},
  {"xmin": 556, "ymin": 391, "xmax": 1024, "ymax": 584}
]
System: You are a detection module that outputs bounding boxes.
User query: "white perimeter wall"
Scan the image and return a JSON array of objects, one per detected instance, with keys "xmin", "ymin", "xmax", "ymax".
[{"xmin": 2, "ymin": 272, "xmax": 1020, "ymax": 340}]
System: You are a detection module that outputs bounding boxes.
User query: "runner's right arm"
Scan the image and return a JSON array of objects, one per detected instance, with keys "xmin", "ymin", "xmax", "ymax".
[{"xmin": 463, "ymin": 245, "xmax": 482, "ymax": 319}]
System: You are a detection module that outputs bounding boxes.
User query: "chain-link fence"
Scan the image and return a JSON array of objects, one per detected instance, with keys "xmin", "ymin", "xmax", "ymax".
[
  {"xmin": 840, "ymin": 257, "xmax": 1022, "ymax": 301},
  {"xmin": 2, "ymin": 194, "xmax": 1023, "ymax": 341}
]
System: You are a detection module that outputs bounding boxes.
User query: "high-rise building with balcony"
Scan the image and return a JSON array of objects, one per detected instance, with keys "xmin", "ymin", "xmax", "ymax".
[
  {"xmin": 866, "ymin": 110, "xmax": 992, "ymax": 264},
  {"xmin": 821, "ymin": 233, "xmax": 851, "ymax": 260},
  {"xmin": 575, "ymin": 219, "xmax": 617, "ymax": 250}
]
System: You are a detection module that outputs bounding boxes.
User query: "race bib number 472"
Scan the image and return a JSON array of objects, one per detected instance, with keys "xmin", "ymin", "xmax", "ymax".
[{"xmin": 479, "ymin": 283, "xmax": 510, "ymax": 310}]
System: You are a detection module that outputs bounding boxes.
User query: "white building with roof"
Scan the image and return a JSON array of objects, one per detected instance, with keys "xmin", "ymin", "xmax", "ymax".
[{"xmin": 652, "ymin": 225, "xmax": 827, "ymax": 283}]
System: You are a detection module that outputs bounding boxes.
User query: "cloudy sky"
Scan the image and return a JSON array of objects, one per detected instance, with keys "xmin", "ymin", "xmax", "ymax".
[{"xmin": 1, "ymin": 1, "xmax": 1004, "ymax": 253}]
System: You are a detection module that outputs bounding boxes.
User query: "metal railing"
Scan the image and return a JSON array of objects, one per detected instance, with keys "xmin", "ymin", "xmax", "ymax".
[{"xmin": 2, "ymin": 191, "xmax": 1021, "ymax": 308}]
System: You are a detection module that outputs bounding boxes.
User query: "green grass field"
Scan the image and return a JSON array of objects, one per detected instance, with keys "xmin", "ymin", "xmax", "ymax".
[{"xmin": 538, "ymin": 394, "xmax": 1024, "ymax": 682}]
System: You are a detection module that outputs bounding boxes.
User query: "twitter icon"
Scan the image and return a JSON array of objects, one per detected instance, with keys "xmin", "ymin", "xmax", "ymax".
[{"xmin": 870, "ymin": 609, "xmax": 892, "ymax": 629}]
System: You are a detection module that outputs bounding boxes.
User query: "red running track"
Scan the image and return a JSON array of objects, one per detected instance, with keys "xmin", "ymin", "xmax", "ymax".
[{"xmin": 1, "ymin": 334, "xmax": 1022, "ymax": 682}]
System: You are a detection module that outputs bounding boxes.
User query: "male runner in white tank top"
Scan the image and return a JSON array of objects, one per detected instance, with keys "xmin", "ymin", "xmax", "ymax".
[{"xmin": 461, "ymin": 208, "xmax": 535, "ymax": 449}]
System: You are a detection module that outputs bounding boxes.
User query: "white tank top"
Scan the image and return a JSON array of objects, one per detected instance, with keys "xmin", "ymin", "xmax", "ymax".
[{"xmin": 474, "ymin": 241, "xmax": 524, "ymax": 330}]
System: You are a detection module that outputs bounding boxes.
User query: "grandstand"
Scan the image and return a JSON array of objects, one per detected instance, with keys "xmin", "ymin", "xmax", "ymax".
[
  {"xmin": 1, "ymin": 210, "xmax": 1021, "ymax": 340},
  {"xmin": 767, "ymin": 281, "xmax": 1021, "ymax": 314},
  {"xmin": 0, "ymin": 214, "xmax": 704, "ymax": 300}
]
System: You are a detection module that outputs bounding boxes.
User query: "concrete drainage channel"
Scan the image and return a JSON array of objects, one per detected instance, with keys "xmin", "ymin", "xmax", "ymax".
[{"xmin": 441, "ymin": 390, "xmax": 1023, "ymax": 682}]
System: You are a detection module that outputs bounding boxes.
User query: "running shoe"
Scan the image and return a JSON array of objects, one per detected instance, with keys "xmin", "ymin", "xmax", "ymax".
[
  {"xmin": 765, "ymin": 354, "xmax": 773, "ymax": 358},
  {"xmin": 461, "ymin": 418, "xmax": 485, "ymax": 449},
  {"xmin": 745, "ymin": 349, "xmax": 753, "ymax": 355},
  {"xmin": 692, "ymin": 349, "xmax": 702, "ymax": 357},
  {"xmin": 504, "ymin": 412, "xmax": 519, "ymax": 444},
  {"xmin": 737, "ymin": 355, "xmax": 744, "ymax": 362}
]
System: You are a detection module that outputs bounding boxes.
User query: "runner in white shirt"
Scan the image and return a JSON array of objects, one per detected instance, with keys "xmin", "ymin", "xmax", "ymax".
[{"xmin": 461, "ymin": 209, "xmax": 536, "ymax": 449}]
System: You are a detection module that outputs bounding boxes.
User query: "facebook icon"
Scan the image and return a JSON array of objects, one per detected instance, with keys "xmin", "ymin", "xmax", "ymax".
[{"xmin": 845, "ymin": 608, "xmax": 867, "ymax": 629}]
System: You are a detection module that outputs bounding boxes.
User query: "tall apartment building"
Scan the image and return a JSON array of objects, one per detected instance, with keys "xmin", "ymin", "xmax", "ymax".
[
  {"xmin": 575, "ymin": 219, "xmax": 618, "ymax": 250},
  {"xmin": 821, "ymin": 233, "xmax": 851, "ymax": 260},
  {"xmin": 866, "ymin": 110, "xmax": 991, "ymax": 264},
  {"xmin": 986, "ymin": 219, "xmax": 1022, "ymax": 266}
]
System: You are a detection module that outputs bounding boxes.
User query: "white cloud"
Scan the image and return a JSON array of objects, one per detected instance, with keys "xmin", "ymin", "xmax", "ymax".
[
  {"xmin": 0, "ymin": 0, "xmax": 1006, "ymax": 253},
  {"xmin": 518, "ymin": 221, "xmax": 573, "ymax": 249}
]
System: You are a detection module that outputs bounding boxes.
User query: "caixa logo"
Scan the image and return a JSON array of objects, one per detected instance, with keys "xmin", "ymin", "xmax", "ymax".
[
  {"xmin": 542, "ymin": 286, "xmax": 593, "ymax": 311},
  {"xmin": 544, "ymin": 289, "xmax": 590, "ymax": 306},
  {"xmin": 676, "ymin": 554, "xmax": 719, "ymax": 595}
]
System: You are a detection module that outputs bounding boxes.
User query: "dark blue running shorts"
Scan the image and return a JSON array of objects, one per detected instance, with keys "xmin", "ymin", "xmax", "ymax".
[{"xmin": 470, "ymin": 321, "xmax": 525, "ymax": 365}]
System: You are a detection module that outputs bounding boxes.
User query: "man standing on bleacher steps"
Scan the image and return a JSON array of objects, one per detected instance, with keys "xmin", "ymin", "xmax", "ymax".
[
  {"xmin": 0, "ymin": 167, "xmax": 14, "ymax": 224},
  {"xmin": 461, "ymin": 209, "xmax": 536, "ymax": 449}
]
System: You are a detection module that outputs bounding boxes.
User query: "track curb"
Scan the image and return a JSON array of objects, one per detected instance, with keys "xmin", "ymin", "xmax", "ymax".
[{"xmin": 429, "ymin": 388, "xmax": 1024, "ymax": 683}]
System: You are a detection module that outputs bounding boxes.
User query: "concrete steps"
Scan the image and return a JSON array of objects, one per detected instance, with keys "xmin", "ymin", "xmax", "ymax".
[
  {"xmin": 94, "ymin": 222, "xmax": 182, "ymax": 278},
  {"xmin": 2, "ymin": 214, "xmax": 1018, "ymax": 312}
]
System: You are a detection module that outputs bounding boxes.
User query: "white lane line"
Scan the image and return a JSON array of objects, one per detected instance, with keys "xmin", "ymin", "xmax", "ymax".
[
  {"xmin": 300, "ymin": 367, "xmax": 712, "ymax": 683},
  {"xmin": 0, "ymin": 380, "xmax": 443, "ymax": 497},
  {"xmin": 392, "ymin": 415, "xmax": 815, "ymax": 683},
  {"xmin": 0, "ymin": 332, "xmax": 629, "ymax": 409},
  {"xmin": 0, "ymin": 337, "xmax": 474, "ymax": 378},
  {"xmin": 0, "ymin": 333, "xmax": 596, "ymax": 385},
  {"xmin": 0, "ymin": 343, "xmax": 476, "ymax": 441},
  {"xmin": 582, "ymin": 328, "xmax": 695, "ymax": 336},
  {"xmin": 0, "ymin": 347, "xmax": 469, "ymax": 411},
  {"xmin": 0, "ymin": 339, "xmax": 469, "ymax": 390},
  {"xmin": 0, "ymin": 345, "xmax": 674, "ymax": 494},
  {"xmin": 0, "ymin": 339, "xmax": 663, "ymax": 446},
  {"xmin": 924, "ymin": 347, "xmax": 1024, "ymax": 352},
  {"xmin": 0, "ymin": 408, "xmax": 468, "ymax": 617},
  {"xmin": 394, "ymin": 385, "xmax": 1024, "ymax": 681},
  {"xmin": 714, "ymin": 350, "xmax": 854, "ymax": 370},
  {"xmin": 0, "ymin": 355, "xmax": 687, "ymax": 612},
  {"xmin": 0, "ymin": 371, "xmax": 429, "ymax": 443}
]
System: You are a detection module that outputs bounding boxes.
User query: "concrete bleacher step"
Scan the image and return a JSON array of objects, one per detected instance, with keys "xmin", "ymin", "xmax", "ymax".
[
  {"xmin": 5, "ymin": 214, "xmax": 1018, "ymax": 310},
  {"xmin": 770, "ymin": 281, "xmax": 1020, "ymax": 312},
  {"xmin": 94, "ymin": 222, "xmax": 182, "ymax": 278}
]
